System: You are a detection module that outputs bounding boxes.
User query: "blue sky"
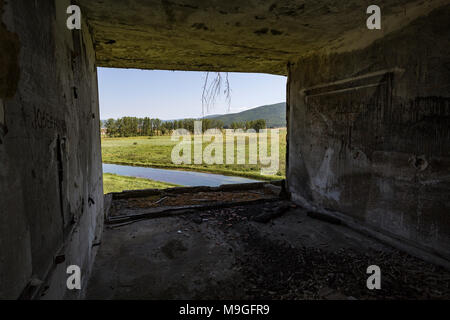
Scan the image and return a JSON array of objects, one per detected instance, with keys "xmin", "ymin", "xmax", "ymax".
[{"xmin": 98, "ymin": 68, "xmax": 287, "ymax": 120}]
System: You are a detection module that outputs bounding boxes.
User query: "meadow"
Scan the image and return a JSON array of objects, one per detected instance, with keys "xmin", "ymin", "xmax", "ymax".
[
  {"xmin": 103, "ymin": 173, "xmax": 180, "ymax": 194},
  {"xmin": 101, "ymin": 129, "xmax": 287, "ymax": 182}
]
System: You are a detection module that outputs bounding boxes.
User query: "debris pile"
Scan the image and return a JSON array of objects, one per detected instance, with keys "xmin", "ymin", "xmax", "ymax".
[{"xmin": 178, "ymin": 203, "xmax": 450, "ymax": 300}]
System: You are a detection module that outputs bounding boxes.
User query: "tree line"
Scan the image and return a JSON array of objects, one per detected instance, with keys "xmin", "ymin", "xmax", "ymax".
[
  {"xmin": 103, "ymin": 117, "xmax": 267, "ymax": 137},
  {"xmin": 229, "ymin": 119, "xmax": 267, "ymax": 131}
]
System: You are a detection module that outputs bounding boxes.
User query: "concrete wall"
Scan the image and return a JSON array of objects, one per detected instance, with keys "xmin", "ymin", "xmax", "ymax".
[
  {"xmin": 0, "ymin": 0, "xmax": 103, "ymax": 299},
  {"xmin": 287, "ymin": 6, "xmax": 450, "ymax": 262}
]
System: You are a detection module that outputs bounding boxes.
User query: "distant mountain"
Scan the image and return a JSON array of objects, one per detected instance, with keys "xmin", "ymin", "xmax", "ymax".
[
  {"xmin": 207, "ymin": 102, "xmax": 286, "ymax": 128},
  {"xmin": 101, "ymin": 102, "xmax": 287, "ymax": 128}
]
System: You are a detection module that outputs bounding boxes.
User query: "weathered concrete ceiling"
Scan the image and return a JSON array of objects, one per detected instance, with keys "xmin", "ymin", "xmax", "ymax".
[{"xmin": 76, "ymin": 0, "xmax": 450, "ymax": 75}]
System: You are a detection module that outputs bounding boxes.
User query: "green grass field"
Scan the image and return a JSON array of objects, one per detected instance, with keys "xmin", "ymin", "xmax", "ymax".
[
  {"xmin": 101, "ymin": 129, "xmax": 286, "ymax": 181},
  {"xmin": 103, "ymin": 173, "xmax": 180, "ymax": 194}
]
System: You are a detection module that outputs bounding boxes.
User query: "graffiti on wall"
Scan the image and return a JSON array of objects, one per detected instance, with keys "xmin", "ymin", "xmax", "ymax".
[{"xmin": 31, "ymin": 106, "xmax": 67, "ymax": 132}]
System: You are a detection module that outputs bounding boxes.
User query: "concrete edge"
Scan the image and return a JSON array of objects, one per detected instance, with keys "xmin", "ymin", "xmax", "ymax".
[{"xmin": 110, "ymin": 180, "xmax": 285, "ymax": 200}]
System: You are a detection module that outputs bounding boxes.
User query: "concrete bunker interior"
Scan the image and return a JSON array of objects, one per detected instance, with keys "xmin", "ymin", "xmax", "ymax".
[{"xmin": 1, "ymin": 0, "xmax": 450, "ymax": 300}]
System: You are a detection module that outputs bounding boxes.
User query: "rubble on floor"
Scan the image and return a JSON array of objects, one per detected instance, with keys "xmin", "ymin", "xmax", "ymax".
[{"xmin": 86, "ymin": 185, "xmax": 450, "ymax": 300}]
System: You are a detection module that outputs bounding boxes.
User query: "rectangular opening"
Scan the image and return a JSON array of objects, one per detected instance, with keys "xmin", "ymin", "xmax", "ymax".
[{"xmin": 98, "ymin": 68, "xmax": 287, "ymax": 194}]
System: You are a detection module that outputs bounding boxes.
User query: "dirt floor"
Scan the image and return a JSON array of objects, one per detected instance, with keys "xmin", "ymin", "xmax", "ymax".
[{"xmin": 86, "ymin": 189, "xmax": 450, "ymax": 300}]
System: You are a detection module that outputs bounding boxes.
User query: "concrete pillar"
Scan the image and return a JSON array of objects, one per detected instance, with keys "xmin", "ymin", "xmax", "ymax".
[
  {"xmin": 0, "ymin": 0, "xmax": 103, "ymax": 299},
  {"xmin": 287, "ymin": 6, "xmax": 450, "ymax": 262}
]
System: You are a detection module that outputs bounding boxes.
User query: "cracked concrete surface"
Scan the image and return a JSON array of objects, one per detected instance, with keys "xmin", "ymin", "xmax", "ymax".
[{"xmin": 76, "ymin": 0, "xmax": 450, "ymax": 74}]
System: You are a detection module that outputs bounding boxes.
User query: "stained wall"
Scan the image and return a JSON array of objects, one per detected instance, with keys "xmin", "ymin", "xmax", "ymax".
[
  {"xmin": 287, "ymin": 6, "xmax": 450, "ymax": 262},
  {"xmin": 0, "ymin": 0, "xmax": 103, "ymax": 299}
]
